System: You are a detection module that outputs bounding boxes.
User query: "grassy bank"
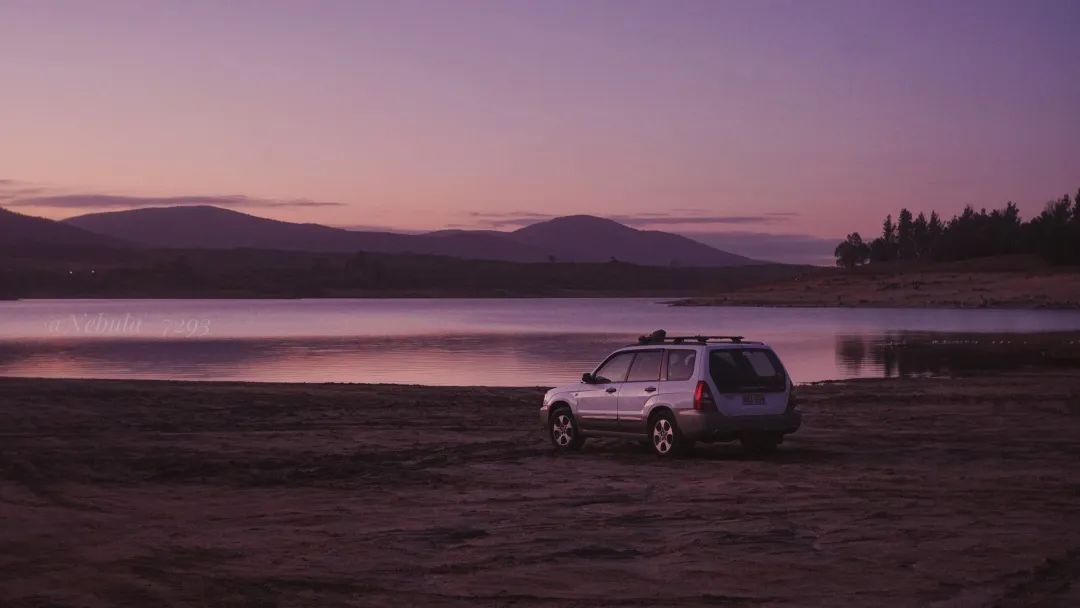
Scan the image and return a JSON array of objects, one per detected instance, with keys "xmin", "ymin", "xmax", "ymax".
[
  {"xmin": 2, "ymin": 374, "xmax": 1079, "ymax": 606},
  {"xmin": 673, "ymin": 257, "xmax": 1080, "ymax": 308}
]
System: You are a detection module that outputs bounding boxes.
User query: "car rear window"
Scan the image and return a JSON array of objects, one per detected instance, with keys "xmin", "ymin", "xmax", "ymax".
[
  {"xmin": 665, "ymin": 350, "xmax": 696, "ymax": 381},
  {"xmin": 709, "ymin": 348, "xmax": 786, "ymax": 392}
]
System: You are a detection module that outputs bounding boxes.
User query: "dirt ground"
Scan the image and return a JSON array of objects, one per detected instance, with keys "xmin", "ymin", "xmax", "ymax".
[{"xmin": 1, "ymin": 374, "xmax": 1078, "ymax": 607}]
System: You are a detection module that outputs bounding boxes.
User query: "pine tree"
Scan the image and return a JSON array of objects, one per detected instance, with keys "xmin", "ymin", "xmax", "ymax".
[
  {"xmin": 897, "ymin": 208, "xmax": 915, "ymax": 260},
  {"xmin": 881, "ymin": 214, "xmax": 897, "ymax": 261},
  {"xmin": 927, "ymin": 211, "xmax": 944, "ymax": 259},
  {"xmin": 912, "ymin": 212, "xmax": 929, "ymax": 259}
]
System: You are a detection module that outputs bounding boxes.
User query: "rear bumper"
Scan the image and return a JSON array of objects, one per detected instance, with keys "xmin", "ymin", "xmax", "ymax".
[{"xmin": 676, "ymin": 408, "xmax": 801, "ymax": 440}]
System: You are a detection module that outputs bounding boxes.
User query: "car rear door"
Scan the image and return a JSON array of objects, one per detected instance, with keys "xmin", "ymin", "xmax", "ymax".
[
  {"xmin": 659, "ymin": 348, "xmax": 698, "ymax": 411},
  {"xmin": 707, "ymin": 348, "xmax": 789, "ymax": 416},
  {"xmin": 616, "ymin": 350, "xmax": 663, "ymax": 431}
]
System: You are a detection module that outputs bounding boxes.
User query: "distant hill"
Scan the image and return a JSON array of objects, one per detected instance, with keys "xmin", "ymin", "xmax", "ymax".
[
  {"xmin": 63, "ymin": 206, "xmax": 548, "ymax": 261},
  {"xmin": 63, "ymin": 206, "xmax": 761, "ymax": 266},
  {"xmin": 66, "ymin": 205, "xmax": 385, "ymax": 251},
  {"xmin": 511, "ymin": 215, "xmax": 756, "ymax": 266},
  {"xmin": 0, "ymin": 207, "xmax": 125, "ymax": 249}
]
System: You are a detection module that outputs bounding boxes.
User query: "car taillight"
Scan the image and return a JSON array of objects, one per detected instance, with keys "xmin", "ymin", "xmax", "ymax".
[{"xmin": 693, "ymin": 381, "xmax": 715, "ymax": 411}]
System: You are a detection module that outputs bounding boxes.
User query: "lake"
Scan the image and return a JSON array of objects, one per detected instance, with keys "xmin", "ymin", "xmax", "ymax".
[{"xmin": 2, "ymin": 298, "xmax": 1080, "ymax": 386}]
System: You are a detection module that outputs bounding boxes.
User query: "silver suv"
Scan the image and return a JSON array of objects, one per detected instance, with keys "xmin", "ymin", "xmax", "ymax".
[{"xmin": 540, "ymin": 331, "xmax": 801, "ymax": 457}]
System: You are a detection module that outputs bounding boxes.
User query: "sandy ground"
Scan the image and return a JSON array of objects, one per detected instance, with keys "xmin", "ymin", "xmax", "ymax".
[
  {"xmin": 1, "ymin": 374, "xmax": 1079, "ymax": 607},
  {"xmin": 672, "ymin": 268, "xmax": 1080, "ymax": 309}
]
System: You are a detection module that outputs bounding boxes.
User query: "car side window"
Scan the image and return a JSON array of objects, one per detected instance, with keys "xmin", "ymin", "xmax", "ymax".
[
  {"xmin": 666, "ymin": 350, "xmax": 696, "ymax": 381},
  {"xmin": 593, "ymin": 352, "xmax": 635, "ymax": 383},
  {"xmin": 626, "ymin": 350, "xmax": 663, "ymax": 382}
]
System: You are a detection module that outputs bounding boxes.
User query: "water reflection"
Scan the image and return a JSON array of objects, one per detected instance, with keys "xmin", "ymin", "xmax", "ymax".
[
  {"xmin": 1, "ymin": 330, "xmax": 1077, "ymax": 386},
  {"xmin": 2, "ymin": 299, "xmax": 1080, "ymax": 385},
  {"xmin": 0, "ymin": 334, "xmax": 637, "ymax": 386},
  {"xmin": 835, "ymin": 332, "xmax": 1080, "ymax": 377}
]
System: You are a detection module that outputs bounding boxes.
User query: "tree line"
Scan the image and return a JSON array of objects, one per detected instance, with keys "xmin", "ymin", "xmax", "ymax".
[{"xmin": 835, "ymin": 188, "xmax": 1080, "ymax": 268}]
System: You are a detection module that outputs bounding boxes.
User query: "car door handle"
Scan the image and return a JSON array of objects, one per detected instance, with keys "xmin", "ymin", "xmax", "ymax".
[
  {"xmin": 644, "ymin": 386, "xmax": 657, "ymax": 393},
  {"xmin": 605, "ymin": 387, "xmax": 617, "ymax": 393}
]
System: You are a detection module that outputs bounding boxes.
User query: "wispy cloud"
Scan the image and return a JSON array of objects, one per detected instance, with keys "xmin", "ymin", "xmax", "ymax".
[
  {"xmin": 0, "ymin": 178, "xmax": 47, "ymax": 201},
  {"xmin": 610, "ymin": 212, "xmax": 797, "ymax": 227},
  {"xmin": 0, "ymin": 177, "xmax": 346, "ymax": 211},
  {"xmin": 336, "ymin": 223, "xmax": 427, "ymax": 234},
  {"xmin": 459, "ymin": 209, "xmax": 798, "ymax": 230},
  {"xmin": 0, "ymin": 187, "xmax": 48, "ymax": 200},
  {"xmin": 0, "ymin": 177, "xmax": 346, "ymax": 210},
  {"xmin": 452, "ymin": 211, "xmax": 559, "ymax": 229},
  {"xmin": 4, "ymin": 193, "xmax": 344, "ymax": 209}
]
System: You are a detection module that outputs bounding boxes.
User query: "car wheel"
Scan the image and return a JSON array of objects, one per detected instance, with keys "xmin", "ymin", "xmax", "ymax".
[
  {"xmin": 550, "ymin": 407, "xmax": 584, "ymax": 451},
  {"xmin": 741, "ymin": 433, "xmax": 780, "ymax": 456},
  {"xmin": 650, "ymin": 411, "xmax": 690, "ymax": 457}
]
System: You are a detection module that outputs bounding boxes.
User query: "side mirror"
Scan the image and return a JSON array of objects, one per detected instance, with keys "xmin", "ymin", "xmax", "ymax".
[{"xmin": 581, "ymin": 373, "xmax": 594, "ymax": 384}]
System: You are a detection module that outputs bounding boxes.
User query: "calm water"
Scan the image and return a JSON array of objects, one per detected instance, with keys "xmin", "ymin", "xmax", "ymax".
[{"xmin": 1, "ymin": 298, "xmax": 1079, "ymax": 386}]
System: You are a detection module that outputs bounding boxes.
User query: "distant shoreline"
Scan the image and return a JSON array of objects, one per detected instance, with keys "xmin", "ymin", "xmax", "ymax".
[
  {"xmin": 4, "ymin": 292, "xmax": 1079, "ymax": 309},
  {"xmin": 670, "ymin": 263, "xmax": 1080, "ymax": 310},
  {"xmin": 5, "ymin": 255, "xmax": 1080, "ymax": 309},
  {"xmin": 668, "ymin": 299, "xmax": 1080, "ymax": 310}
]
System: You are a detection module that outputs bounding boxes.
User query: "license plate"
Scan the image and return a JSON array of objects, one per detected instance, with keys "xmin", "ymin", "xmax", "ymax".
[{"xmin": 742, "ymin": 393, "xmax": 765, "ymax": 405}]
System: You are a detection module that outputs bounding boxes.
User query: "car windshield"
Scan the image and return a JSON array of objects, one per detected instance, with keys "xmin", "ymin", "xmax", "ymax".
[{"xmin": 708, "ymin": 348, "xmax": 787, "ymax": 393}]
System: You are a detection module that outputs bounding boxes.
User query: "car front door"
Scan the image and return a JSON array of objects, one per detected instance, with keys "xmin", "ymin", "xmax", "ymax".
[
  {"xmin": 576, "ymin": 351, "xmax": 634, "ymax": 430},
  {"xmin": 617, "ymin": 350, "xmax": 663, "ymax": 431}
]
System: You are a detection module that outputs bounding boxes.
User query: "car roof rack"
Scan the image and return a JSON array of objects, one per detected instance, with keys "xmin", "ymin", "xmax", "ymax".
[{"xmin": 636, "ymin": 329, "xmax": 751, "ymax": 345}]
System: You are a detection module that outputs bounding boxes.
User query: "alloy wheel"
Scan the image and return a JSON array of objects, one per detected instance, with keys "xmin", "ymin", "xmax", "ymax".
[
  {"xmin": 653, "ymin": 418, "xmax": 675, "ymax": 454},
  {"xmin": 552, "ymin": 413, "xmax": 575, "ymax": 447}
]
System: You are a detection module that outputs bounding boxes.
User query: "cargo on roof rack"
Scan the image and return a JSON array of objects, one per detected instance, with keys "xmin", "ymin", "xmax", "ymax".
[{"xmin": 636, "ymin": 330, "xmax": 754, "ymax": 345}]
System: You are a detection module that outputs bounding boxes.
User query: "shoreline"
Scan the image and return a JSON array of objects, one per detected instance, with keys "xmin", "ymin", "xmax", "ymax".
[
  {"xmin": 670, "ymin": 299, "xmax": 1080, "ymax": 309},
  {"xmin": 4, "ymin": 294, "xmax": 1080, "ymax": 309},
  {"xmin": 3, "ymin": 373, "xmax": 1079, "ymax": 606},
  {"xmin": 672, "ymin": 267, "xmax": 1080, "ymax": 309}
]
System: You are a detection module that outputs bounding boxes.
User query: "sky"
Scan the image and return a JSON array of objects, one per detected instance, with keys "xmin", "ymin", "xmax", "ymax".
[{"xmin": 1, "ymin": 0, "xmax": 1078, "ymax": 264}]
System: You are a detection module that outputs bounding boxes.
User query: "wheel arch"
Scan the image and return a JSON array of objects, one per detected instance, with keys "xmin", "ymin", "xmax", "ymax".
[
  {"xmin": 645, "ymin": 404, "xmax": 675, "ymax": 432},
  {"xmin": 547, "ymin": 400, "xmax": 572, "ymax": 422}
]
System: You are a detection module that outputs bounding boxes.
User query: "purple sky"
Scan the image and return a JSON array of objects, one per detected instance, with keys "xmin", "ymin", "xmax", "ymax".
[{"xmin": 1, "ymin": 0, "xmax": 1077, "ymax": 263}]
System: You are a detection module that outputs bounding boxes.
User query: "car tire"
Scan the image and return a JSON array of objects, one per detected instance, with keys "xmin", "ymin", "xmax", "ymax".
[
  {"xmin": 549, "ymin": 407, "xmax": 585, "ymax": 451},
  {"xmin": 741, "ymin": 433, "xmax": 780, "ymax": 456},
  {"xmin": 649, "ymin": 411, "xmax": 690, "ymax": 458}
]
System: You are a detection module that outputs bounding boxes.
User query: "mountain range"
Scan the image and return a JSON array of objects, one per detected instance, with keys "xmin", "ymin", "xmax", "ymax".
[
  {"xmin": 2, "ymin": 205, "xmax": 760, "ymax": 267},
  {"xmin": 0, "ymin": 207, "xmax": 123, "ymax": 249}
]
